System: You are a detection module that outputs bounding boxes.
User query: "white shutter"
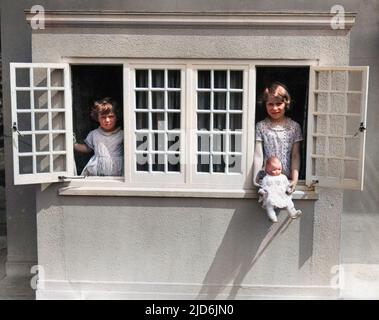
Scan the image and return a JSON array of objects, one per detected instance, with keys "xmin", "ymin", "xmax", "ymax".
[
  {"xmin": 306, "ymin": 66, "xmax": 369, "ymax": 190},
  {"xmin": 10, "ymin": 63, "xmax": 74, "ymax": 185}
]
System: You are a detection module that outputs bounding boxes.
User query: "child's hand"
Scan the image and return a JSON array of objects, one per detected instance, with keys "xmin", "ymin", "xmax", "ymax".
[
  {"xmin": 286, "ymin": 181, "xmax": 297, "ymax": 195},
  {"xmin": 73, "ymin": 133, "xmax": 77, "ymax": 145}
]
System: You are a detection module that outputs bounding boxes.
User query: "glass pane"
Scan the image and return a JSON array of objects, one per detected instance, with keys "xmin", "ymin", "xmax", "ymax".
[
  {"xmin": 152, "ymin": 113, "xmax": 165, "ymax": 130},
  {"xmin": 16, "ymin": 68, "xmax": 30, "ymax": 87},
  {"xmin": 212, "ymin": 154, "xmax": 225, "ymax": 173},
  {"xmin": 348, "ymin": 71, "xmax": 362, "ymax": 91},
  {"xmin": 331, "ymin": 71, "xmax": 347, "ymax": 91},
  {"xmin": 152, "ymin": 70, "xmax": 164, "ymax": 88},
  {"xmin": 167, "ymin": 133, "xmax": 180, "ymax": 152},
  {"xmin": 152, "ymin": 91, "xmax": 164, "ymax": 109},
  {"xmin": 312, "ymin": 158, "xmax": 327, "ymax": 176},
  {"xmin": 230, "ymin": 92, "xmax": 242, "ymax": 110},
  {"xmin": 314, "ymin": 115, "xmax": 327, "ymax": 134},
  {"xmin": 152, "ymin": 133, "xmax": 165, "ymax": 151},
  {"xmin": 35, "ymin": 112, "xmax": 49, "ymax": 131},
  {"xmin": 213, "ymin": 134, "xmax": 225, "ymax": 152},
  {"xmin": 51, "ymin": 91, "xmax": 64, "ymax": 109},
  {"xmin": 345, "ymin": 137, "xmax": 360, "ymax": 158},
  {"xmin": 198, "ymin": 70, "xmax": 211, "ymax": 88},
  {"xmin": 53, "ymin": 134, "xmax": 65, "ymax": 151},
  {"xmin": 136, "ymin": 91, "xmax": 148, "ymax": 109},
  {"xmin": 136, "ymin": 70, "xmax": 148, "ymax": 88},
  {"xmin": 197, "ymin": 154, "xmax": 210, "ymax": 172},
  {"xmin": 35, "ymin": 134, "xmax": 49, "ymax": 152},
  {"xmin": 316, "ymin": 71, "xmax": 329, "ymax": 90},
  {"xmin": 16, "ymin": 91, "xmax": 31, "ymax": 109},
  {"xmin": 214, "ymin": 92, "xmax": 226, "ymax": 110},
  {"xmin": 33, "ymin": 68, "xmax": 47, "ymax": 87},
  {"xmin": 229, "ymin": 155, "xmax": 241, "ymax": 173},
  {"xmin": 230, "ymin": 71, "xmax": 243, "ymax": 89},
  {"xmin": 198, "ymin": 92, "xmax": 210, "ymax": 110},
  {"xmin": 347, "ymin": 93, "xmax": 361, "ymax": 114},
  {"xmin": 168, "ymin": 91, "xmax": 180, "ymax": 110},
  {"xmin": 53, "ymin": 154, "xmax": 66, "ymax": 172},
  {"xmin": 229, "ymin": 134, "xmax": 242, "ymax": 153},
  {"xmin": 313, "ymin": 136, "xmax": 327, "ymax": 156},
  {"xmin": 136, "ymin": 133, "xmax": 148, "ymax": 151},
  {"xmin": 50, "ymin": 69, "xmax": 64, "ymax": 87},
  {"xmin": 152, "ymin": 154, "xmax": 165, "ymax": 172},
  {"xmin": 197, "ymin": 134, "xmax": 210, "ymax": 152},
  {"xmin": 168, "ymin": 70, "xmax": 180, "ymax": 88},
  {"xmin": 328, "ymin": 137, "xmax": 344, "ymax": 157},
  {"xmin": 36, "ymin": 155, "xmax": 50, "ymax": 173},
  {"xmin": 214, "ymin": 70, "xmax": 227, "ymax": 89},
  {"xmin": 330, "ymin": 93, "xmax": 346, "ymax": 113},
  {"xmin": 230, "ymin": 114, "xmax": 242, "ymax": 131},
  {"xmin": 136, "ymin": 112, "xmax": 148, "ymax": 130},
  {"xmin": 19, "ymin": 156, "xmax": 33, "ymax": 174},
  {"xmin": 346, "ymin": 116, "xmax": 361, "ymax": 136},
  {"xmin": 197, "ymin": 113, "xmax": 210, "ymax": 131},
  {"xmin": 136, "ymin": 153, "xmax": 149, "ymax": 171},
  {"xmin": 52, "ymin": 112, "xmax": 65, "ymax": 130},
  {"xmin": 315, "ymin": 93, "xmax": 328, "ymax": 113},
  {"xmin": 168, "ymin": 113, "xmax": 180, "ymax": 130},
  {"xmin": 17, "ymin": 112, "xmax": 31, "ymax": 131},
  {"xmin": 327, "ymin": 159, "xmax": 343, "ymax": 178},
  {"xmin": 34, "ymin": 90, "xmax": 48, "ymax": 109},
  {"xmin": 344, "ymin": 160, "xmax": 358, "ymax": 180},
  {"xmin": 329, "ymin": 115, "xmax": 345, "ymax": 136},
  {"xmin": 168, "ymin": 154, "xmax": 180, "ymax": 172},
  {"xmin": 213, "ymin": 114, "xmax": 226, "ymax": 131},
  {"xmin": 18, "ymin": 135, "xmax": 32, "ymax": 153}
]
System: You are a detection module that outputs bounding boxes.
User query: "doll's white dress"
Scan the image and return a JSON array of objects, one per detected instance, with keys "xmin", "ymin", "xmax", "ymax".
[
  {"xmin": 259, "ymin": 174, "xmax": 294, "ymax": 209},
  {"xmin": 81, "ymin": 127, "xmax": 124, "ymax": 176}
]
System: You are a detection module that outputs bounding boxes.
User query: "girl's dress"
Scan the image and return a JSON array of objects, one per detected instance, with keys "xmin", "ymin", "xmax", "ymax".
[
  {"xmin": 81, "ymin": 127, "xmax": 124, "ymax": 176},
  {"xmin": 255, "ymin": 117, "xmax": 303, "ymax": 178},
  {"xmin": 259, "ymin": 174, "xmax": 294, "ymax": 209}
]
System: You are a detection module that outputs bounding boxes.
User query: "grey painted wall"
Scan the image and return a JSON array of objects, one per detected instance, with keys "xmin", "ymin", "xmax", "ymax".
[{"xmin": 0, "ymin": 0, "xmax": 378, "ymax": 286}]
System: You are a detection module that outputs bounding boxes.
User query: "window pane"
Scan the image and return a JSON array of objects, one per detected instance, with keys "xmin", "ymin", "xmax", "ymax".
[
  {"xmin": 136, "ymin": 153, "xmax": 149, "ymax": 171},
  {"xmin": 230, "ymin": 71, "xmax": 243, "ymax": 89},
  {"xmin": 328, "ymin": 137, "xmax": 344, "ymax": 157},
  {"xmin": 152, "ymin": 133, "xmax": 165, "ymax": 151},
  {"xmin": 327, "ymin": 159, "xmax": 343, "ymax": 178},
  {"xmin": 168, "ymin": 154, "xmax": 180, "ymax": 172},
  {"xmin": 18, "ymin": 135, "xmax": 32, "ymax": 153},
  {"xmin": 197, "ymin": 113, "xmax": 210, "ymax": 131},
  {"xmin": 16, "ymin": 68, "xmax": 30, "ymax": 87},
  {"xmin": 198, "ymin": 70, "xmax": 211, "ymax": 88},
  {"xmin": 312, "ymin": 136, "xmax": 327, "ymax": 155},
  {"xmin": 347, "ymin": 93, "xmax": 361, "ymax": 114},
  {"xmin": 316, "ymin": 71, "xmax": 329, "ymax": 90},
  {"xmin": 314, "ymin": 115, "xmax": 327, "ymax": 134},
  {"xmin": 197, "ymin": 134, "xmax": 210, "ymax": 152},
  {"xmin": 53, "ymin": 155, "xmax": 66, "ymax": 172},
  {"xmin": 348, "ymin": 71, "xmax": 362, "ymax": 91},
  {"xmin": 230, "ymin": 92, "xmax": 242, "ymax": 110},
  {"xmin": 212, "ymin": 154, "xmax": 225, "ymax": 173},
  {"xmin": 136, "ymin": 112, "xmax": 149, "ymax": 130},
  {"xmin": 17, "ymin": 112, "xmax": 31, "ymax": 131},
  {"xmin": 214, "ymin": 70, "xmax": 227, "ymax": 89},
  {"xmin": 167, "ymin": 133, "xmax": 180, "ymax": 152},
  {"xmin": 197, "ymin": 154, "xmax": 210, "ymax": 172},
  {"xmin": 33, "ymin": 68, "xmax": 48, "ymax": 87},
  {"xmin": 344, "ymin": 160, "xmax": 358, "ymax": 180},
  {"xmin": 213, "ymin": 114, "xmax": 226, "ymax": 131},
  {"xmin": 198, "ymin": 92, "xmax": 210, "ymax": 110},
  {"xmin": 34, "ymin": 90, "xmax": 48, "ymax": 109},
  {"xmin": 51, "ymin": 90, "xmax": 64, "ymax": 109},
  {"xmin": 136, "ymin": 70, "xmax": 148, "ymax": 88},
  {"xmin": 330, "ymin": 93, "xmax": 346, "ymax": 113},
  {"xmin": 19, "ymin": 156, "xmax": 33, "ymax": 174},
  {"xmin": 52, "ymin": 112, "xmax": 65, "ymax": 130},
  {"xmin": 152, "ymin": 70, "xmax": 165, "ymax": 88},
  {"xmin": 329, "ymin": 115, "xmax": 344, "ymax": 136},
  {"xmin": 16, "ymin": 91, "xmax": 31, "ymax": 109},
  {"xmin": 50, "ymin": 69, "xmax": 64, "ymax": 87},
  {"xmin": 315, "ymin": 93, "xmax": 328, "ymax": 113},
  {"xmin": 35, "ymin": 134, "xmax": 49, "ymax": 152},
  {"xmin": 213, "ymin": 134, "xmax": 225, "ymax": 152},
  {"xmin": 214, "ymin": 92, "xmax": 226, "ymax": 110},
  {"xmin": 312, "ymin": 158, "xmax": 327, "ymax": 176},
  {"xmin": 229, "ymin": 155, "xmax": 241, "ymax": 173},
  {"xmin": 37, "ymin": 155, "xmax": 50, "ymax": 173},
  {"xmin": 230, "ymin": 114, "xmax": 242, "ymax": 131},
  {"xmin": 229, "ymin": 134, "xmax": 242, "ymax": 153},
  {"xmin": 168, "ymin": 91, "xmax": 180, "ymax": 110},
  {"xmin": 136, "ymin": 91, "xmax": 148, "ymax": 109},
  {"xmin": 168, "ymin": 70, "xmax": 180, "ymax": 88},
  {"xmin": 35, "ymin": 112, "xmax": 49, "ymax": 131},
  {"xmin": 331, "ymin": 71, "xmax": 347, "ymax": 91},
  {"xmin": 53, "ymin": 134, "xmax": 65, "ymax": 151},
  {"xmin": 345, "ymin": 137, "xmax": 360, "ymax": 158},
  {"xmin": 152, "ymin": 113, "xmax": 165, "ymax": 130},
  {"xmin": 152, "ymin": 91, "xmax": 164, "ymax": 109},
  {"xmin": 136, "ymin": 133, "xmax": 148, "ymax": 151},
  {"xmin": 152, "ymin": 153, "xmax": 165, "ymax": 172},
  {"xmin": 346, "ymin": 116, "xmax": 361, "ymax": 136},
  {"xmin": 168, "ymin": 113, "xmax": 180, "ymax": 130}
]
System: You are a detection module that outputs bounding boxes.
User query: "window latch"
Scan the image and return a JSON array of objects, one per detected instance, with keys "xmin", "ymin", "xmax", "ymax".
[{"xmin": 12, "ymin": 122, "xmax": 24, "ymax": 137}]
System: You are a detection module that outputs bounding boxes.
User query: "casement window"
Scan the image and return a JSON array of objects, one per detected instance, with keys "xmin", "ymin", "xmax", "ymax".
[{"xmin": 10, "ymin": 61, "xmax": 369, "ymax": 192}]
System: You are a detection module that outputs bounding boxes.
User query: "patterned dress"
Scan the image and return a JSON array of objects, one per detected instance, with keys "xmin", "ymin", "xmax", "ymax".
[
  {"xmin": 82, "ymin": 127, "xmax": 124, "ymax": 176},
  {"xmin": 255, "ymin": 117, "xmax": 303, "ymax": 178}
]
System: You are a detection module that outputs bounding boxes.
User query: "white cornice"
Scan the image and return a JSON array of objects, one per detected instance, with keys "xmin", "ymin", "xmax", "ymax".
[{"xmin": 24, "ymin": 10, "xmax": 356, "ymax": 30}]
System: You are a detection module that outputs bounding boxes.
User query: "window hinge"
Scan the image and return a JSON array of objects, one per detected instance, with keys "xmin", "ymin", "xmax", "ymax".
[
  {"xmin": 354, "ymin": 122, "xmax": 366, "ymax": 137},
  {"xmin": 12, "ymin": 122, "xmax": 24, "ymax": 136}
]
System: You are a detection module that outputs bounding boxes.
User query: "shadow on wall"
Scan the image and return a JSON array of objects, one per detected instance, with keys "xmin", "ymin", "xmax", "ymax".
[{"xmin": 197, "ymin": 201, "xmax": 313, "ymax": 299}]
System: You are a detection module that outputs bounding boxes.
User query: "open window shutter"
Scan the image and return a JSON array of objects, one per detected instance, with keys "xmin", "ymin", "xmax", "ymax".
[
  {"xmin": 306, "ymin": 66, "xmax": 369, "ymax": 190},
  {"xmin": 10, "ymin": 63, "xmax": 74, "ymax": 185}
]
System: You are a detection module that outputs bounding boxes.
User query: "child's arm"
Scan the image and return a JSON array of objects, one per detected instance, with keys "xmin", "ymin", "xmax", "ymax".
[
  {"xmin": 253, "ymin": 141, "xmax": 264, "ymax": 187},
  {"xmin": 74, "ymin": 143, "xmax": 92, "ymax": 154},
  {"xmin": 288, "ymin": 141, "xmax": 301, "ymax": 193}
]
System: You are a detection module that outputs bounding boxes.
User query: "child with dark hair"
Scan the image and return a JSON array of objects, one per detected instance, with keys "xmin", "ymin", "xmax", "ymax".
[{"xmin": 74, "ymin": 97, "xmax": 123, "ymax": 176}]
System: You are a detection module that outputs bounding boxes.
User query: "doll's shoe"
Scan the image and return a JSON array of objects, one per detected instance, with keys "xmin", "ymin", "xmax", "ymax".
[
  {"xmin": 267, "ymin": 212, "xmax": 278, "ymax": 223},
  {"xmin": 290, "ymin": 209, "xmax": 302, "ymax": 219}
]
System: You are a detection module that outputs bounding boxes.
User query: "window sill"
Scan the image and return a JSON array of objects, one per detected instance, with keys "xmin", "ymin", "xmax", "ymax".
[{"xmin": 58, "ymin": 185, "xmax": 318, "ymax": 200}]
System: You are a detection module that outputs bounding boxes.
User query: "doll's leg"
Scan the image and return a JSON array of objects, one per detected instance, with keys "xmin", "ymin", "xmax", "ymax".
[
  {"xmin": 286, "ymin": 203, "xmax": 302, "ymax": 219},
  {"xmin": 266, "ymin": 203, "xmax": 278, "ymax": 223}
]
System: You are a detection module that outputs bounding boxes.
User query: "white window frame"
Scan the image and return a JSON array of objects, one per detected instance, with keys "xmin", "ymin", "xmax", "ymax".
[{"xmin": 12, "ymin": 58, "xmax": 368, "ymax": 196}]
